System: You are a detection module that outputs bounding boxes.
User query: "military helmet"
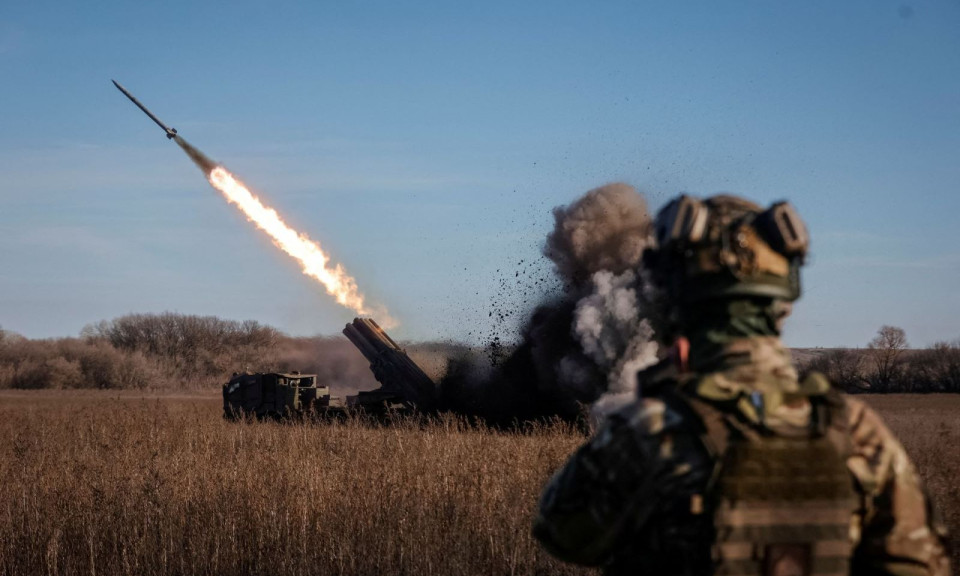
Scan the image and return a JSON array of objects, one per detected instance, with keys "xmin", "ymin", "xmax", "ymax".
[{"xmin": 646, "ymin": 194, "xmax": 809, "ymax": 303}]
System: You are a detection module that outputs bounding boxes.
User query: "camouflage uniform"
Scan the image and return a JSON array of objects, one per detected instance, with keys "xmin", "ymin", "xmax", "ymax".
[{"xmin": 533, "ymin": 195, "xmax": 950, "ymax": 576}]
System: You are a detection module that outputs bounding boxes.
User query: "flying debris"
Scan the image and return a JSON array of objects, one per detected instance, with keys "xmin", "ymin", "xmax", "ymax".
[{"xmin": 112, "ymin": 79, "xmax": 179, "ymax": 140}]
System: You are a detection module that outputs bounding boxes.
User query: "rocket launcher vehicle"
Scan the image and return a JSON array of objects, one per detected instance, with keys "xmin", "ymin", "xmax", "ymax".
[{"xmin": 223, "ymin": 319, "xmax": 437, "ymax": 421}]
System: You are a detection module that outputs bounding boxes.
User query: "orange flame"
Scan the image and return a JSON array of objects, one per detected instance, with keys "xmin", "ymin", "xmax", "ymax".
[{"xmin": 207, "ymin": 166, "xmax": 394, "ymax": 327}]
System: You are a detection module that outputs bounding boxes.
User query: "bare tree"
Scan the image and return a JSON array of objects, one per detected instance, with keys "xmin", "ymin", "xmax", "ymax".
[{"xmin": 867, "ymin": 325, "xmax": 908, "ymax": 392}]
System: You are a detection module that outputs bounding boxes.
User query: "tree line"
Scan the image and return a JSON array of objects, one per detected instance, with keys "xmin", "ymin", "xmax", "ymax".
[
  {"xmin": 1, "ymin": 316, "xmax": 957, "ymax": 393},
  {"xmin": 0, "ymin": 313, "xmax": 377, "ymax": 392},
  {"xmin": 800, "ymin": 325, "xmax": 960, "ymax": 394}
]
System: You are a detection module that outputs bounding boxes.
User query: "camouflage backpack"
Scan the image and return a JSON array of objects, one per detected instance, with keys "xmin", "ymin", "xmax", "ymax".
[{"xmin": 683, "ymin": 377, "xmax": 858, "ymax": 576}]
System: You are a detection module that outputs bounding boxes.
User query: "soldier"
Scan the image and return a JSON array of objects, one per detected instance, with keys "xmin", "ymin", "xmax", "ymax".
[{"xmin": 533, "ymin": 194, "xmax": 950, "ymax": 576}]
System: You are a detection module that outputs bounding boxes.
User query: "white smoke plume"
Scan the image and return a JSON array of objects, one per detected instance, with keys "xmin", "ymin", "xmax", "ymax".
[
  {"xmin": 574, "ymin": 270, "xmax": 659, "ymax": 392},
  {"xmin": 542, "ymin": 183, "xmax": 660, "ymax": 421},
  {"xmin": 571, "ymin": 270, "xmax": 660, "ymax": 426}
]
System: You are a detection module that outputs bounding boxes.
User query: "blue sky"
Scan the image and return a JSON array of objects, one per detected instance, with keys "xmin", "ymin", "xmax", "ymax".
[{"xmin": 1, "ymin": 0, "xmax": 958, "ymax": 348}]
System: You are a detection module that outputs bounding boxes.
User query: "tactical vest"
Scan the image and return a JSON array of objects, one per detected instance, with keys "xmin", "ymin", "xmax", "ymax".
[{"xmin": 688, "ymin": 387, "xmax": 858, "ymax": 576}]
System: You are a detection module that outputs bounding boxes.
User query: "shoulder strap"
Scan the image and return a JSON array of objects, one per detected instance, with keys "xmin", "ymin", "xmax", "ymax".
[{"xmin": 679, "ymin": 392, "xmax": 732, "ymax": 459}]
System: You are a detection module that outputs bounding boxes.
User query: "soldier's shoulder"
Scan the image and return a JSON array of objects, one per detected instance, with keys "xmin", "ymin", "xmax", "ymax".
[
  {"xmin": 841, "ymin": 396, "xmax": 917, "ymax": 496},
  {"xmin": 843, "ymin": 395, "xmax": 896, "ymax": 445},
  {"xmin": 842, "ymin": 397, "xmax": 950, "ymax": 574}
]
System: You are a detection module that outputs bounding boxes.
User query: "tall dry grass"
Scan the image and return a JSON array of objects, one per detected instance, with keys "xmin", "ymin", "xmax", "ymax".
[
  {"xmin": 0, "ymin": 393, "xmax": 955, "ymax": 575},
  {"xmin": 0, "ymin": 393, "xmax": 586, "ymax": 576},
  {"xmin": 861, "ymin": 394, "xmax": 960, "ymax": 569}
]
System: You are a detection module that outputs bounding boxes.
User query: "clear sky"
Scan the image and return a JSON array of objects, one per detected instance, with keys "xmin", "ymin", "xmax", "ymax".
[{"xmin": 1, "ymin": 0, "xmax": 958, "ymax": 348}]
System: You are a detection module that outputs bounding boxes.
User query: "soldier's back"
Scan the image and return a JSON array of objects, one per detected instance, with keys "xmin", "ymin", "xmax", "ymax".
[{"xmin": 536, "ymin": 353, "xmax": 951, "ymax": 576}]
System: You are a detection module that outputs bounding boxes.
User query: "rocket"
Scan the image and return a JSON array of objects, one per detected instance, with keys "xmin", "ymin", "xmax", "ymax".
[{"xmin": 111, "ymin": 80, "xmax": 179, "ymax": 140}]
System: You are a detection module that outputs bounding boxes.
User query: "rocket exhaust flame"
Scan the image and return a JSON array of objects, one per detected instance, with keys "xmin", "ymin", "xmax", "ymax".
[{"xmin": 173, "ymin": 136, "xmax": 395, "ymax": 327}]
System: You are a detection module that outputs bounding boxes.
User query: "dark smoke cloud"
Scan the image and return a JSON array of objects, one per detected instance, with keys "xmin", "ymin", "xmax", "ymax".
[
  {"xmin": 544, "ymin": 183, "xmax": 653, "ymax": 290},
  {"xmin": 440, "ymin": 183, "xmax": 661, "ymax": 424}
]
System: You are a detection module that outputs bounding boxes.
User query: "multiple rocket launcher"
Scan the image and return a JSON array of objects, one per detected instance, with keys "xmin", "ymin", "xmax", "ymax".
[{"xmin": 342, "ymin": 318, "xmax": 437, "ymax": 411}]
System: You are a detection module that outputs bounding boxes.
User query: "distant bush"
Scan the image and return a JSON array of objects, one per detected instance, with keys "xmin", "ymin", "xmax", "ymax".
[
  {"xmin": 911, "ymin": 342, "xmax": 960, "ymax": 393},
  {"xmin": 84, "ymin": 313, "xmax": 280, "ymax": 377},
  {"xmin": 11, "ymin": 357, "xmax": 83, "ymax": 390},
  {"xmin": 0, "ymin": 337, "xmax": 161, "ymax": 390},
  {"xmin": 0, "ymin": 314, "xmax": 378, "ymax": 392},
  {"xmin": 802, "ymin": 348, "xmax": 867, "ymax": 392}
]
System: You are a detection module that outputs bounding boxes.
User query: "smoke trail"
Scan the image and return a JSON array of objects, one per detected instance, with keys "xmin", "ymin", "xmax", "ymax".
[
  {"xmin": 173, "ymin": 137, "xmax": 394, "ymax": 327},
  {"xmin": 174, "ymin": 136, "xmax": 217, "ymax": 174}
]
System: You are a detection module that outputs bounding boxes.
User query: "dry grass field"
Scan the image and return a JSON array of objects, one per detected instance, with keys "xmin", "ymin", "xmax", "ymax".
[
  {"xmin": 0, "ymin": 392, "xmax": 956, "ymax": 576},
  {"xmin": 858, "ymin": 394, "xmax": 960, "ymax": 566}
]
